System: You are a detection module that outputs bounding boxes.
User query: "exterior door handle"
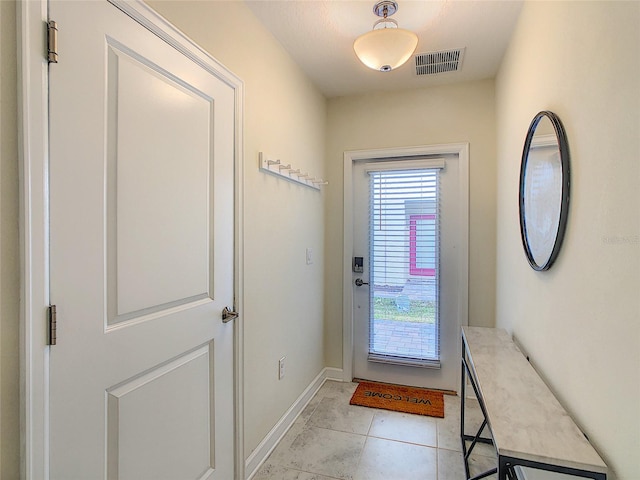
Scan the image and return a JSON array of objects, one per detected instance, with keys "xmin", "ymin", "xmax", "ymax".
[
  {"xmin": 222, "ymin": 306, "xmax": 239, "ymax": 323},
  {"xmin": 354, "ymin": 278, "xmax": 369, "ymax": 287}
]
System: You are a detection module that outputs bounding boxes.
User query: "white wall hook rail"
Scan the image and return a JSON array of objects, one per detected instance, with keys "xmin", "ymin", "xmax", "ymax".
[{"xmin": 259, "ymin": 152, "xmax": 326, "ymax": 191}]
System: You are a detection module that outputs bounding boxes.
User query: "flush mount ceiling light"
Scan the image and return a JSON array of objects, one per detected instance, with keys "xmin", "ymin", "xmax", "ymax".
[{"xmin": 353, "ymin": 0, "xmax": 418, "ymax": 72}]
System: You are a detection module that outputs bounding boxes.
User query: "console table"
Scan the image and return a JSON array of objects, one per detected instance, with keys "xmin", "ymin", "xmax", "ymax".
[{"xmin": 460, "ymin": 326, "xmax": 608, "ymax": 480}]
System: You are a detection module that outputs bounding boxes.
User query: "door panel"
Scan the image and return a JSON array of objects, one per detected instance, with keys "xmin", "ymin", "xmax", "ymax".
[
  {"xmin": 106, "ymin": 40, "xmax": 213, "ymax": 324},
  {"xmin": 48, "ymin": 2, "xmax": 235, "ymax": 478},
  {"xmin": 106, "ymin": 344, "xmax": 214, "ymax": 480}
]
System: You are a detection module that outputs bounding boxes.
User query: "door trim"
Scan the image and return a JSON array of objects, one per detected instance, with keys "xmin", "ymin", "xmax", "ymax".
[
  {"xmin": 342, "ymin": 144, "xmax": 469, "ymax": 383},
  {"xmin": 18, "ymin": 1, "xmax": 245, "ymax": 478}
]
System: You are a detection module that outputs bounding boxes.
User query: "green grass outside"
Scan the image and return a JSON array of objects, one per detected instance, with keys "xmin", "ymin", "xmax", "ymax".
[{"xmin": 372, "ymin": 296, "xmax": 436, "ymax": 323}]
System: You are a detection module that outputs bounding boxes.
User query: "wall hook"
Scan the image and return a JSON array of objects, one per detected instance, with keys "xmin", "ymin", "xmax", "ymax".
[{"xmin": 258, "ymin": 152, "xmax": 323, "ymax": 191}]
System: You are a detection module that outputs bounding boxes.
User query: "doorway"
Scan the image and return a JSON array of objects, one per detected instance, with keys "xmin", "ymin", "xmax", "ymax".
[
  {"xmin": 19, "ymin": 1, "xmax": 244, "ymax": 477},
  {"xmin": 343, "ymin": 145, "xmax": 469, "ymax": 392}
]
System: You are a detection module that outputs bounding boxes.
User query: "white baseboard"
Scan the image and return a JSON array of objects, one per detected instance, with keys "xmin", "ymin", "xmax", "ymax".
[
  {"xmin": 244, "ymin": 367, "xmax": 344, "ymax": 479},
  {"xmin": 323, "ymin": 366, "xmax": 344, "ymax": 382}
]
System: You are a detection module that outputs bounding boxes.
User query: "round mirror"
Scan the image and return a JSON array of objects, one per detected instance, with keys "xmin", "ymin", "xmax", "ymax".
[{"xmin": 519, "ymin": 111, "xmax": 570, "ymax": 271}]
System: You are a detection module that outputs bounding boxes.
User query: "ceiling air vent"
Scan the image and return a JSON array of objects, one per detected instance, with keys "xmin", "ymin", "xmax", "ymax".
[{"xmin": 415, "ymin": 48, "xmax": 465, "ymax": 76}]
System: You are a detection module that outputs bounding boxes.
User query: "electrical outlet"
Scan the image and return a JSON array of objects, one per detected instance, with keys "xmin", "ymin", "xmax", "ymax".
[
  {"xmin": 306, "ymin": 247, "xmax": 313, "ymax": 265},
  {"xmin": 279, "ymin": 357, "xmax": 286, "ymax": 379}
]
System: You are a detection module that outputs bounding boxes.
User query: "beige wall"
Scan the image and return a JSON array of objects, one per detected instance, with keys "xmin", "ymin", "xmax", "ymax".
[
  {"xmin": 495, "ymin": 2, "xmax": 640, "ymax": 479},
  {"xmin": 0, "ymin": 0, "xmax": 20, "ymax": 478},
  {"xmin": 147, "ymin": 1, "xmax": 327, "ymax": 460},
  {"xmin": 325, "ymin": 80, "xmax": 497, "ymax": 367}
]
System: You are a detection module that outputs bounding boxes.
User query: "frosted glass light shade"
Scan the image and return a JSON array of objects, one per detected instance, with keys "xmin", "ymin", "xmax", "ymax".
[{"xmin": 353, "ymin": 27, "xmax": 418, "ymax": 72}]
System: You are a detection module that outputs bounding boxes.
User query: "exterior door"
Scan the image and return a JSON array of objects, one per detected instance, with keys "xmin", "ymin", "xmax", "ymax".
[
  {"xmin": 48, "ymin": 1, "xmax": 236, "ymax": 478},
  {"xmin": 352, "ymin": 156, "xmax": 466, "ymax": 392}
]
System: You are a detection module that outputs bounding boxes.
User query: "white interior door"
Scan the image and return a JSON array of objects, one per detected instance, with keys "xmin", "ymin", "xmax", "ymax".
[
  {"xmin": 48, "ymin": 1, "xmax": 236, "ymax": 478},
  {"xmin": 351, "ymin": 155, "xmax": 466, "ymax": 392}
]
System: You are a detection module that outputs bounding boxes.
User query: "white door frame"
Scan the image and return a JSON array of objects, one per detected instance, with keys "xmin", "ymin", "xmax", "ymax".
[
  {"xmin": 342, "ymin": 144, "xmax": 469, "ymax": 383},
  {"xmin": 17, "ymin": 1, "xmax": 245, "ymax": 478}
]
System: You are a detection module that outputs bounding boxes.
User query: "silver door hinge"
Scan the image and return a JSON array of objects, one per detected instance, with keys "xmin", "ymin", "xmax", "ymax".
[
  {"xmin": 47, "ymin": 20, "xmax": 58, "ymax": 63},
  {"xmin": 48, "ymin": 305, "xmax": 57, "ymax": 346}
]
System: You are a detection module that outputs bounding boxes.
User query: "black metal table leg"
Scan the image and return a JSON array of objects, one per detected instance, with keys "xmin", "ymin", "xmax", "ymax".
[{"xmin": 461, "ymin": 337, "xmax": 496, "ymax": 480}]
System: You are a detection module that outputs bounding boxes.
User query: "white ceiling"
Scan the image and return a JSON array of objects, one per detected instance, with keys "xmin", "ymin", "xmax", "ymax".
[{"xmin": 245, "ymin": 0, "xmax": 524, "ymax": 98}]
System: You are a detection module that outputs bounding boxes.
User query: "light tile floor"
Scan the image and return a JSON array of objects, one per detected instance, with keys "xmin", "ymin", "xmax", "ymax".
[{"xmin": 251, "ymin": 381, "xmax": 497, "ymax": 480}]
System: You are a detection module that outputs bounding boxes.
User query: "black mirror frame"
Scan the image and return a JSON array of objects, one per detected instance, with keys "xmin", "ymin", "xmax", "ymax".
[{"xmin": 519, "ymin": 111, "xmax": 570, "ymax": 271}]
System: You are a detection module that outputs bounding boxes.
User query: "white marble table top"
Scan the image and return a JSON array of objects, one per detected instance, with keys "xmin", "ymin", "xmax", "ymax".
[{"xmin": 462, "ymin": 326, "xmax": 607, "ymax": 475}]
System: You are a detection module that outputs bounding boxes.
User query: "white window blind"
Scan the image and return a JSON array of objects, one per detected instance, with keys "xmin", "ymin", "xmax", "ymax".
[{"xmin": 368, "ymin": 168, "xmax": 441, "ymax": 367}]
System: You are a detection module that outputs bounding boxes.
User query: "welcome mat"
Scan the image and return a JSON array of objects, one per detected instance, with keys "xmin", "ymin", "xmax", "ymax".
[{"xmin": 349, "ymin": 381, "xmax": 445, "ymax": 418}]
